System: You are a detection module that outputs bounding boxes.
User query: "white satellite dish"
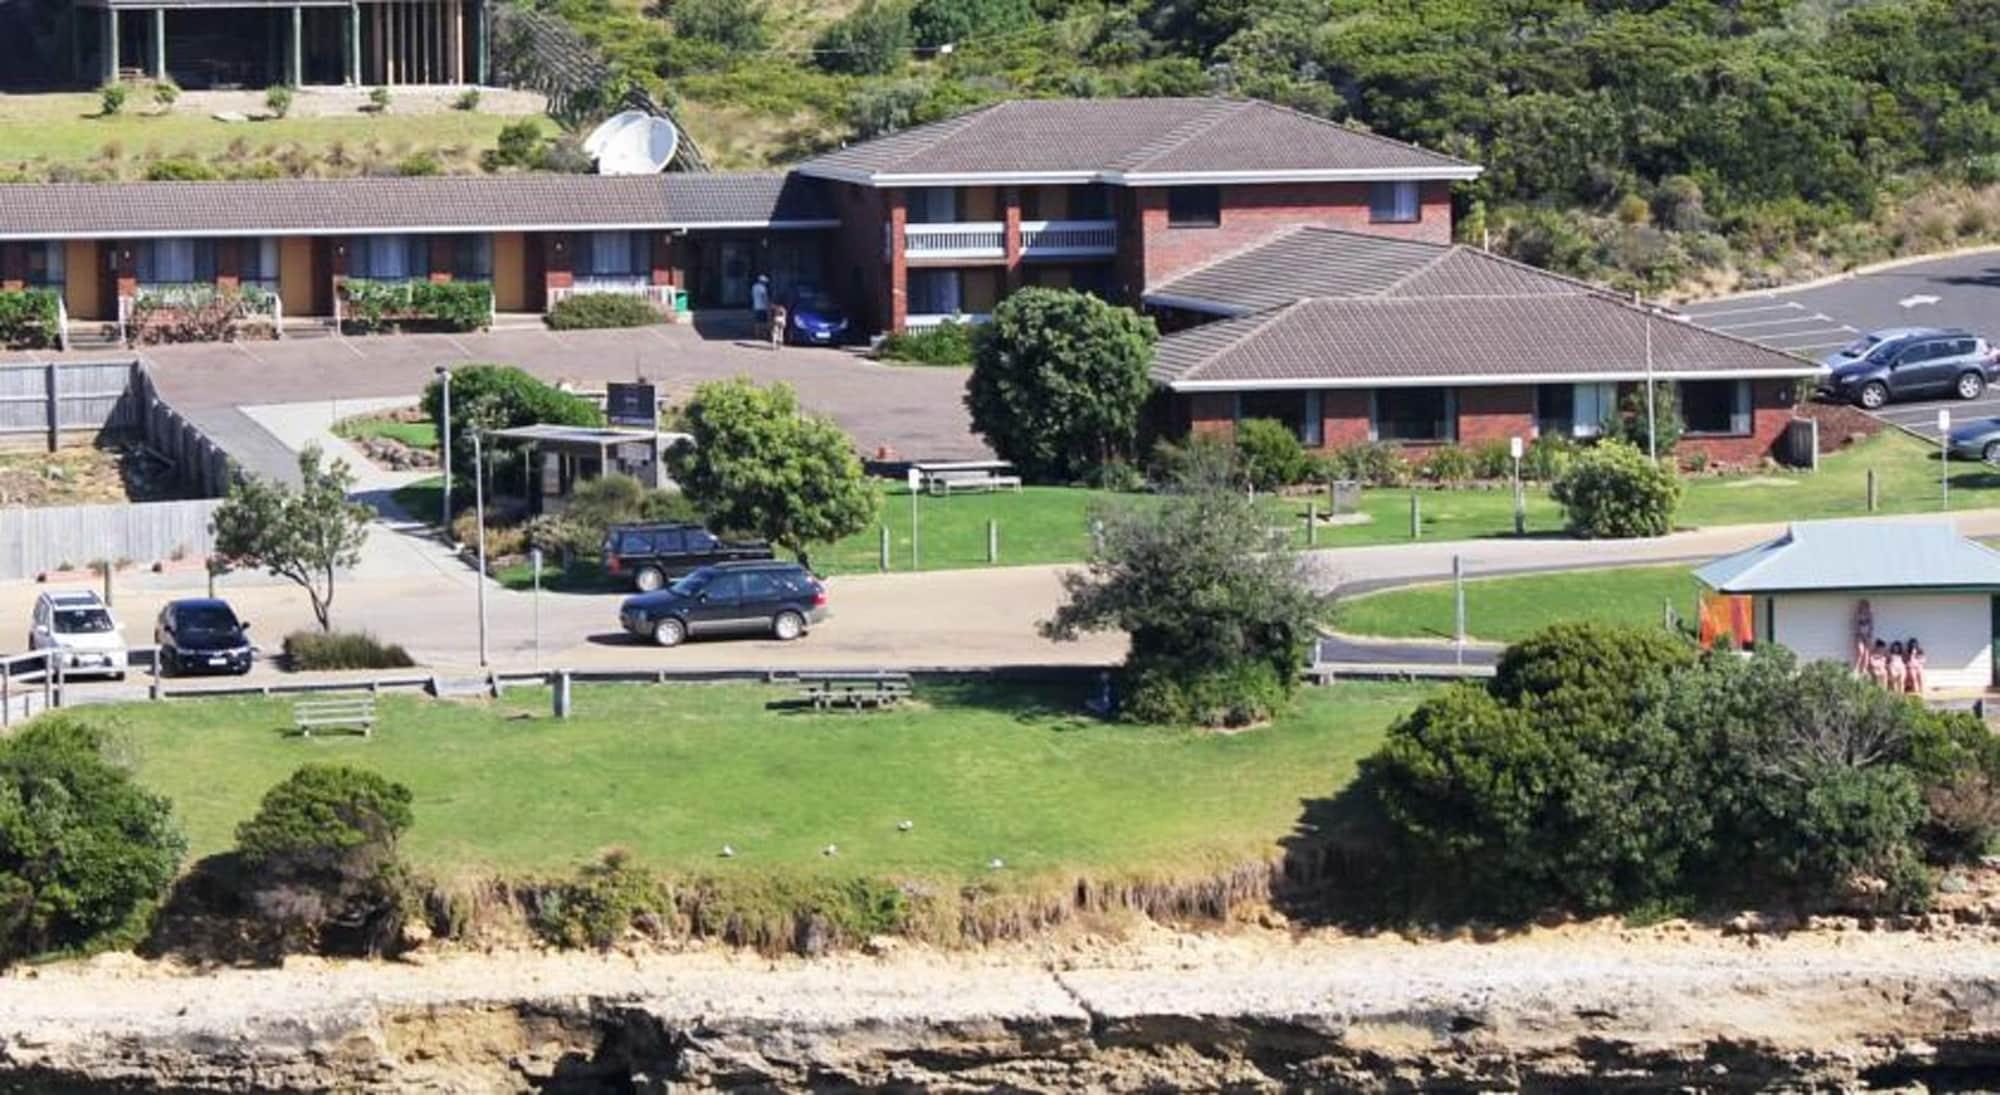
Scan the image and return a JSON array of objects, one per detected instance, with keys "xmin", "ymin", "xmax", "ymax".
[{"xmin": 587, "ymin": 111, "xmax": 681, "ymax": 176}]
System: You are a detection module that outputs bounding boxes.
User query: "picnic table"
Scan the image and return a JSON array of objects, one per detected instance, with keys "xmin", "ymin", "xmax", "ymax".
[
  {"xmin": 293, "ymin": 695, "xmax": 377, "ymax": 737},
  {"xmin": 796, "ymin": 671, "xmax": 913, "ymax": 710},
  {"xmin": 911, "ymin": 460, "xmax": 1022, "ymax": 495}
]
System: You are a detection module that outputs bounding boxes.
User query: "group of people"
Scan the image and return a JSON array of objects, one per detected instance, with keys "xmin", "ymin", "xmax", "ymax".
[{"xmin": 1852, "ymin": 600, "xmax": 1926, "ymax": 693}]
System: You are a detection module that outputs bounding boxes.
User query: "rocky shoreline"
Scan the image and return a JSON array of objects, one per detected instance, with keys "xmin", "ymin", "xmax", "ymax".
[{"xmin": 8, "ymin": 923, "xmax": 2000, "ymax": 1091}]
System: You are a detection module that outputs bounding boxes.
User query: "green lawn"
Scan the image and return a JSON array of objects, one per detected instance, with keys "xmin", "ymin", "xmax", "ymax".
[
  {"xmin": 335, "ymin": 415, "xmax": 437, "ymax": 450},
  {"xmin": 75, "ymin": 681, "xmax": 1429, "ymax": 880},
  {"xmin": 1336, "ymin": 564, "xmax": 1699, "ymax": 644},
  {"xmin": 0, "ymin": 93, "xmax": 539, "ymax": 174}
]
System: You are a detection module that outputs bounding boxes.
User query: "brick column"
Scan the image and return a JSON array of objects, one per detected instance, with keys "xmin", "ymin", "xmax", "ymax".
[
  {"xmin": 650, "ymin": 232, "xmax": 673, "ymax": 286},
  {"xmin": 542, "ymin": 232, "xmax": 574, "ymax": 297},
  {"xmin": 0, "ymin": 243, "xmax": 26, "ymax": 291},
  {"xmin": 1113, "ymin": 188, "xmax": 1151, "ymax": 305},
  {"xmin": 1002, "ymin": 185, "xmax": 1023, "ymax": 292},
  {"xmin": 428, "ymin": 235, "xmax": 454, "ymax": 283},
  {"xmin": 111, "ymin": 242, "xmax": 138, "ymax": 303},
  {"xmin": 214, "ymin": 239, "xmax": 241, "ymax": 290},
  {"xmin": 886, "ymin": 190, "xmax": 908, "ymax": 332}
]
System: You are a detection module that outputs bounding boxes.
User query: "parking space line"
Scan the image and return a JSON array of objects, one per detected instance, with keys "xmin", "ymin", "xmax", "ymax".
[
  {"xmin": 1760, "ymin": 326, "xmax": 1860, "ymax": 342},
  {"xmin": 1714, "ymin": 314, "xmax": 1842, "ymax": 332},
  {"xmin": 1772, "ymin": 339, "xmax": 1857, "ymax": 353},
  {"xmin": 335, "ymin": 337, "xmax": 365, "ymax": 358},
  {"xmin": 444, "ymin": 334, "xmax": 473, "ymax": 357},
  {"xmin": 1680, "ymin": 301, "xmax": 1807, "ymax": 319}
]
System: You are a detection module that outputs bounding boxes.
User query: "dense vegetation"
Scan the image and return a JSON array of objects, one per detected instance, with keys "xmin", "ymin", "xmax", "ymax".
[
  {"xmin": 1358, "ymin": 623, "xmax": 2000, "ymax": 920},
  {"xmin": 533, "ymin": 0, "xmax": 2000, "ymax": 291}
]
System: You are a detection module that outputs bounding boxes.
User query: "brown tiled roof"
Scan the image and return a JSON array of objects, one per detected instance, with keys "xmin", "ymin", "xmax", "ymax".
[
  {"xmin": 797, "ymin": 98, "xmax": 1478, "ymax": 184},
  {"xmin": 0, "ymin": 172, "xmax": 835, "ymax": 239},
  {"xmin": 1145, "ymin": 225, "xmax": 1607, "ymax": 315},
  {"xmin": 1150, "ymin": 295, "xmax": 1819, "ymax": 389}
]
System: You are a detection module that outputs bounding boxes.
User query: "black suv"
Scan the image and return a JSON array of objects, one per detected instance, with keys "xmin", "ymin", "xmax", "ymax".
[
  {"xmin": 154, "ymin": 598, "xmax": 254, "ymax": 676},
  {"xmin": 619, "ymin": 561, "xmax": 827, "ymax": 647},
  {"xmin": 602, "ymin": 522, "xmax": 774, "ymax": 592}
]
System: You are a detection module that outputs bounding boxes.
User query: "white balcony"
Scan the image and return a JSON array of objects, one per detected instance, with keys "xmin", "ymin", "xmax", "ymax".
[
  {"xmin": 548, "ymin": 280, "xmax": 677, "ymax": 311},
  {"xmin": 905, "ymin": 312, "xmax": 991, "ymax": 330},
  {"xmin": 904, "ymin": 222, "xmax": 1005, "ymax": 261},
  {"xmin": 1021, "ymin": 219, "xmax": 1117, "ymax": 257}
]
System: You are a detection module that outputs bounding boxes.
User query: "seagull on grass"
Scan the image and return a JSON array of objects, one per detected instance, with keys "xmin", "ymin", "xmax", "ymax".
[
  {"xmin": 720, "ymin": 844, "xmax": 735, "ymax": 859},
  {"xmin": 897, "ymin": 820, "xmax": 914, "ymax": 832},
  {"xmin": 823, "ymin": 844, "xmax": 839, "ymax": 857}
]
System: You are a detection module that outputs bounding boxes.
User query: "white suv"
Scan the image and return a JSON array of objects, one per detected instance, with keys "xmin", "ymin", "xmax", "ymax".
[{"xmin": 30, "ymin": 590, "xmax": 128, "ymax": 679}]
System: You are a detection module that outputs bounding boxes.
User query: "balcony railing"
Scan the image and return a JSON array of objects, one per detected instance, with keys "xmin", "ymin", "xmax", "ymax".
[
  {"xmin": 905, "ymin": 312, "xmax": 992, "ymax": 330},
  {"xmin": 1021, "ymin": 219, "xmax": 1117, "ymax": 257},
  {"xmin": 904, "ymin": 222, "xmax": 1005, "ymax": 260},
  {"xmin": 548, "ymin": 280, "xmax": 676, "ymax": 312}
]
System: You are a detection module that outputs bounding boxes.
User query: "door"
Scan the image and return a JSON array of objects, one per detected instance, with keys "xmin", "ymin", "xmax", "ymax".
[
  {"xmin": 690, "ymin": 572, "xmax": 745, "ymax": 634},
  {"xmin": 739, "ymin": 571, "xmax": 784, "ymax": 630},
  {"xmin": 717, "ymin": 242, "xmax": 752, "ymax": 308},
  {"xmin": 1894, "ymin": 340, "xmax": 1946, "ymax": 395}
]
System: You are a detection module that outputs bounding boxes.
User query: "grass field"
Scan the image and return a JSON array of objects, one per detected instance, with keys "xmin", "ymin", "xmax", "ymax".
[
  {"xmin": 0, "ymin": 93, "xmax": 539, "ymax": 175},
  {"xmin": 334, "ymin": 415, "xmax": 437, "ymax": 450},
  {"xmin": 76, "ymin": 681, "xmax": 1429, "ymax": 880},
  {"xmin": 1336, "ymin": 564, "xmax": 1698, "ymax": 643}
]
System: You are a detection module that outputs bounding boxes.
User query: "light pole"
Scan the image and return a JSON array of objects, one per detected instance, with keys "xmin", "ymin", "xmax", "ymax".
[
  {"xmin": 472, "ymin": 428, "xmax": 489, "ymax": 668},
  {"xmin": 906, "ymin": 466, "xmax": 921, "ymax": 571},
  {"xmin": 1940, "ymin": 408, "xmax": 1952, "ymax": 509},
  {"xmin": 530, "ymin": 546, "xmax": 543, "ymax": 668},
  {"xmin": 1510, "ymin": 435, "xmax": 1525, "ymax": 535},
  {"xmin": 434, "ymin": 365, "xmax": 453, "ymax": 532},
  {"xmin": 1643, "ymin": 306, "xmax": 1658, "ymax": 462}
]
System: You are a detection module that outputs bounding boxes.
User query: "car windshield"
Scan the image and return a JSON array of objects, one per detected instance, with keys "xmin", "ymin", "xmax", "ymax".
[
  {"xmin": 176, "ymin": 605, "xmax": 239, "ymax": 634},
  {"xmin": 1835, "ymin": 335, "xmax": 1882, "ymax": 358},
  {"xmin": 1863, "ymin": 338, "xmax": 1908, "ymax": 363},
  {"xmin": 54, "ymin": 608, "xmax": 113, "ymax": 633},
  {"xmin": 668, "ymin": 571, "xmax": 711, "ymax": 596},
  {"xmin": 795, "ymin": 289, "xmax": 837, "ymax": 312}
]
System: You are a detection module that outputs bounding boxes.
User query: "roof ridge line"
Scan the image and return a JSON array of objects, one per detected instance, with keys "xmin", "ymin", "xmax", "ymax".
[
  {"xmin": 1202, "ymin": 298, "xmax": 1306, "ymax": 372},
  {"xmin": 1256, "ymin": 100, "xmax": 1479, "ymax": 170},
  {"xmin": 1123, "ymin": 98, "xmax": 1244, "ymax": 173},
  {"xmin": 1443, "ymin": 246, "xmax": 1626, "ymax": 300},
  {"xmin": 1377, "ymin": 246, "xmax": 1459, "ymax": 297}
]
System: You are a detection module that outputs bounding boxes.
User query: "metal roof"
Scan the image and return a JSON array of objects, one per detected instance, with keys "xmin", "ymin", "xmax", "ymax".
[
  {"xmin": 0, "ymin": 173, "xmax": 836, "ymax": 241},
  {"xmin": 796, "ymin": 98, "xmax": 1480, "ymax": 186},
  {"xmin": 1695, "ymin": 519, "xmax": 2000, "ymax": 593}
]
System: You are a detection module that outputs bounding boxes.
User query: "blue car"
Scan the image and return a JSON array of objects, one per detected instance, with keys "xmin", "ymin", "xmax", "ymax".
[{"xmin": 784, "ymin": 285, "xmax": 850, "ymax": 346}]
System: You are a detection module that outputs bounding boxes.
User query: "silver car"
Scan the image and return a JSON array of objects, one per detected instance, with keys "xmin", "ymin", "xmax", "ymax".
[{"xmin": 1948, "ymin": 417, "xmax": 2000, "ymax": 463}]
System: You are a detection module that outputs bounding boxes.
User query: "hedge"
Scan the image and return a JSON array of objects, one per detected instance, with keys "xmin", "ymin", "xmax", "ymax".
[
  {"xmin": 340, "ymin": 279, "xmax": 492, "ymax": 333},
  {"xmin": 546, "ymin": 292, "xmax": 664, "ymax": 330},
  {"xmin": 0, "ymin": 289, "xmax": 61, "ymax": 349}
]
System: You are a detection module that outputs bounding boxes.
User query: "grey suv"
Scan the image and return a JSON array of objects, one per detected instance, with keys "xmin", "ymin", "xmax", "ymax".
[{"xmin": 1819, "ymin": 328, "xmax": 1998, "ymax": 410}]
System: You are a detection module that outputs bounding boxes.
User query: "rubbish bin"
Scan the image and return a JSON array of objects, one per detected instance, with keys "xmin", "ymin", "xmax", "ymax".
[{"xmin": 669, "ymin": 288, "xmax": 690, "ymax": 320}]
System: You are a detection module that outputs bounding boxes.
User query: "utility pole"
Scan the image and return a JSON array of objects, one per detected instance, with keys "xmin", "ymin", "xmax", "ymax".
[
  {"xmin": 1643, "ymin": 303, "xmax": 1658, "ymax": 463},
  {"xmin": 472, "ymin": 429, "xmax": 489, "ymax": 668},
  {"xmin": 435, "ymin": 364, "xmax": 453, "ymax": 531}
]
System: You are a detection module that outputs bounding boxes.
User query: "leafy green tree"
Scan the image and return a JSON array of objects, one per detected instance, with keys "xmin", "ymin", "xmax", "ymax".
[
  {"xmin": 0, "ymin": 716, "xmax": 184, "ymax": 961},
  {"xmin": 1549, "ymin": 438, "xmax": 1681, "ymax": 539},
  {"xmin": 965, "ymin": 287, "xmax": 1157, "ymax": 483},
  {"xmin": 482, "ymin": 120, "xmax": 548, "ymax": 171},
  {"xmin": 814, "ymin": 0, "xmax": 913, "ymax": 75},
  {"xmin": 670, "ymin": 380, "xmax": 878, "ymax": 570},
  {"xmin": 210, "ymin": 445, "xmax": 374, "ymax": 632},
  {"xmin": 1605, "ymin": 382, "xmax": 1685, "ymax": 456},
  {"xmin": 1042, "ymin": 471, "xmax": 1331, "ymax": 726},
  {"xmin": 909, "ymin": 0, "xmax": 1031, "ymax": 49},
  {"xmin": 421, "ymin": 363, "xmax": 603, "ymax": 499},
  {"xmin": 671, "ymin": 0, "xmax": 769, "ymax": 52},
  {"xmin": 235, "ymin": 764, "xmax": 414, "ymax": 956}
]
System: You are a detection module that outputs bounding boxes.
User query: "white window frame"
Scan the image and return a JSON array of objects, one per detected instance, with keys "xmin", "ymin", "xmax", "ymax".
[{"xmin": 1369, "ymin": 181, "xmax": 1421, "ymax": 224}]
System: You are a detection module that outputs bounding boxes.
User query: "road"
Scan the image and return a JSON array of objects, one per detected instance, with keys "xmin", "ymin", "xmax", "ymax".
[{"xmin": 1680, "ymin": 247, "xmax": 2000, "ymax": 440}]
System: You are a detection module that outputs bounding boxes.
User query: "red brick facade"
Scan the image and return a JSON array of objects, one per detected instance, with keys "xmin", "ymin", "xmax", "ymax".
[{"xmin": 1180, "ymin": 379, "xmax": 1798, "ymax": 467}]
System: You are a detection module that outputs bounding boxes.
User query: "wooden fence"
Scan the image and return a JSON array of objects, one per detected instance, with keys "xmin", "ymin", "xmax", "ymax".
[
  {"xmin": 133, "ymin": 366, "xmax": 235, "ymax": 497},
  {"xmin": 0, "ymin": 359, "xmax": 143, "ymax": 449},
  {"xmin": 0, "ymin": 498, "xmax": 222, "ymax": 579}
]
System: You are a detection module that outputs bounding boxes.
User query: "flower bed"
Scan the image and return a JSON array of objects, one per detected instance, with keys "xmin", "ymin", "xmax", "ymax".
[{"xmin": 340, "ymin": 279, "xmax": 492, "ymax": 333}]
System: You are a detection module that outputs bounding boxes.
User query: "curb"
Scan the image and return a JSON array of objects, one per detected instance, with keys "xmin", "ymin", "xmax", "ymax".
[{"xmin": 1687, "ymin": 243, "xmax": 2000, "ymax": 305}]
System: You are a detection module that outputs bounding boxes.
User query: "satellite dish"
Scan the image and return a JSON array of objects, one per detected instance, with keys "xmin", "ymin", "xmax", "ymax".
[{"xmin": 587, "ymin": 111, "xmax": 680, "ymax": 175}]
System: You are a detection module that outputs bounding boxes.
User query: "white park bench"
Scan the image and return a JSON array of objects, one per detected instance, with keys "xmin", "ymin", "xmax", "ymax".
[
  {"xmin": 925, "ymin": 468, "xmax": 1023, "ymax": 495},
  {"xmin": 293, "ymin": 695, "xmax": 377, "ymax": 737}
]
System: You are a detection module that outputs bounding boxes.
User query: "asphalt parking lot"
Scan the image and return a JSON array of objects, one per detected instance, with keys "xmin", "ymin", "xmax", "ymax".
[{"xmin": 1681, "ymin": 248, "xmax": 2000, "ymax": 440}]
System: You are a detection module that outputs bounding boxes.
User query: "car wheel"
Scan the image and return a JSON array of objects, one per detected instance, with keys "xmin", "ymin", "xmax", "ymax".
[
  {"xmin": 652, "ymin": 617, "xmax": 686, "ymax": 647},
  {"xmin": 1858, "ymin": 381, "xmax": 1889, "ymax": 410},
  {"xmin": 634, "ymin": 566, "xmax": 666, "ymax": 593},
  {"xmin": 772, "ymin": 610, "xmax": 805, "ymax": 641},
  {"xmin": 1984, "ymin": 442, "xmax": 2000, "ymax": 466},
  {"xmin": 161, "ymin": 649, "xmax": 177, "ymax": 677},
  {"xmin": 1960, "ymin": 372, "xmax": 1987, "ymax": 400},
  {"xmin": 112, "ymin": 672, "xmax": 125, "ymax": 682}
]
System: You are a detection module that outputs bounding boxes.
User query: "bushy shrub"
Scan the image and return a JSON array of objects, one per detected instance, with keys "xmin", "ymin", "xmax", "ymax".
[
  {"xmin": 814, "ymin": 0, "xmax": 912, "ymax": 75},
  {"xmin": 1604, "ymin": 382, "xmax": 1685, "ymax": 456},
  {"xmin": 99, "ymin": 82, "xmax": 128, "ymax": 116},
  {"xmin": 1326, "ymin": 441, "xmax": 1410, "ymax": 486},
  {"xmin": 0, "ymin": 716, "xmax": 184, "ymax": 961},
  {"xmin": 395, "ymin": 152, "xmax": 441, "ymax": 177},
  {"xmin": 151, "ymin": 80, "xmax": 180, "ymax": 110},
  {"xmin": 483, "ymin": 120, "xmax": 547, "ymax": 171},
  {"xmin": 1550, "ymin": 439, "xmax": 1680, "ymax": 538},
  {"xmin": 1470, "ymin": 440, "xmax": 1514, "ymax": 480},
  {"xmin": 367, "ymin": 86, "xmax": 392, "ymax": 113},
  {"xmin": 234, "ymin": 764, "xmax": 413, "ymax": 955},
  {"xmin": 451, "ymin": 511, "xmax": 527, "ymax": 557},
  {"xmin": 1418, "ymin": 444, "xmax": 1475, "ymax": 484},
  {"xmin": 281, "ymin": 630, "xmax": 415, "ymax": 670},
  {"xmin": 672, "ymin": 0, "xmax": 769, "ymax": 51},
  {"xmin": 966, "ymin": 289, "xmax": 1156, "ymax": 482},
  {"xmin": 422, "ymin": 364, "xmax": 602, "ymax": 499},
  {"xmin": 1491, "ymin": 620, "xmax": 1696, "ymax": 727},
  {"xmin": 144, "ymin": 157, "xmax": 219, "ymax": 181},
  {"xmin": 0, "ymin": 289, "xmax": 62, "ymax": 349},
  {"xmin": 1235, "ymin": 417, "xmax": 1310, "ymax": 490},
  {"xmin": 453, "ymin": 87, "xmax": 481, "ymax": 111},
  {"xmin": 878, "ymin": 321, "xmax": 974, "ymax": 365},
  {"xmin": 1522, "ymin": 432, "xmax": 1576, "ymax": 481},
  {"xmin": 340, "ymin": 279, "xmax": 491, "ymax": 332},
  {"xmin": 546, "ymin": 292, "xmax": 664, "ymax": 330},
  {"xmin": 263, "ymin": 84, "xmax": 293, "ymax": 118},
  {"xmin": 532, "ymin": 849, "xmax": 670, "ymax": 949},
  {"xmin": 1124, "ymin": 657, "xmax": 1292, "ymax": 728},
  {"xmin": 909, "ymin": 0, "xmax": 1030, "ymax": 48},
  {"xmin": 550, "ymin": 473, "xmax": 698, "ymax": 559}
]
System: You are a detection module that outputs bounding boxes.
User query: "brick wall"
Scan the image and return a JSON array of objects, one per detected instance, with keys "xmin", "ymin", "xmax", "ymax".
[
  {"xmin": 831, "ymin": 181, "xmax": 896, "ymax": 334},
  {"xmin": 1128, "ymin": 180, "xmax": 1453, "ymax": 290},
  {"xmin": 0, "ymin": 243, "xmax": 24, "ymax": 290},
  {"xmin": 1675, "ymin": 378, "xmax": 1796, "ymax": 465},
  {"xmin": 542, "ymin": 233, "xmax": 573, "ymax": 292},
  {"xmin": 1456, "ymin": 386, "xmax": 1536, "ymax": 446}
]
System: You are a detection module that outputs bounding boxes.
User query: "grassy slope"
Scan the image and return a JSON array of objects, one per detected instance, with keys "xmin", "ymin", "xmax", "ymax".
[
  {"xmin": 336, "ymin": 417, "xmax": 438, "ymax": 450},
  {"xmin": 0, "ymin": 94, "xmax": 538, "ymax": 173},
  {"xmin": 1336, "ymin": 564, "xmax": 1697, "ymax": 644},
  {"xmin": 85, "ymin": 680, "xmax": 1428, "ymax": 880}
]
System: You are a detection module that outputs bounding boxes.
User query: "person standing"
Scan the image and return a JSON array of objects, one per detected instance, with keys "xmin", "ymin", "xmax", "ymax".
[
  {"xmin": 749, "ymin": 274, "xmax": 771, "ymax": 340},
  {"xmin": 1906, "ymin": 638, "xmax": 1927, "ymax": 693},
  {"xmin": 1886, "ymin": 641, "xmax": 1907, "ymax": 693},
  {"xmin": 1868, "ymin": 640, "xmax": 1889, "ymax": 687},
  {"xmin": 768, "ymin": 302, "xmax": 787, "ymax": 351}
]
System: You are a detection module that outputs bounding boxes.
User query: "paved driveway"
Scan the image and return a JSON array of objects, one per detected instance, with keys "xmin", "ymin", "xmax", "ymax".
[
  {"xmin": 35, "ymin": 324, "xmax": 985, "ymax": 481},
  {"xmin": 1681, "ymin": 249, "xmax": 2000, "ymax": 440}
]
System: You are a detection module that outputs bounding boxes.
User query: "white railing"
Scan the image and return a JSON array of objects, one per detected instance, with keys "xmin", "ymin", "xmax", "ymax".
[
  {"xmin": 55, "ymin": 294, "xmax": 68, "ymax": 352},
  {"xmin": 904, "ymin": 222, "xmax": 1005, "ymax": 260},
  {"xmin": 118, "ymin": 285, "xmax": 283, "ymax": 346},
  {"xmin": 546, "ymin": 281, "xmax": 676, "ymax": 311},
  {"xmin": 905, "ymin": 312, "xmax": 992, "ymax": 330},
  {"xmin": 1021, "ymin": 219, "xmax": 1117, "ymax": 257}
]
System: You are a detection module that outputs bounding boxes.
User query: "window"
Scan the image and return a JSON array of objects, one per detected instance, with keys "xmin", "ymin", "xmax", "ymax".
[
  {"xmin": 907, "ymin": 269, "xmax": 962, "ymax": 315},
  {"xmin": 684, "ymin": 529, "xmax": 718, "ymax": 552},
  {"xmin": 1167, "ymin": 186, "xmax": 1221, "ymax": 228},
  {"xmin": 1369, "ymin": 181, "xmax": 1420, "ymax": 223},
  {"xmin": 348, "ymin": 234, "xmax": 425, "ymax": 280},
  {"xmin": 1372, "ymin": 387, "xmax": 1456, "ymax": 442},
  {"xmin": 450, "ymin": 234, "xmax": 493, "ymax": 281},
  {"xmin": 1679, "ymin": 379, "xmax": 1751, "ymax": 436},
  {"xmin": 1536, "ymin": 382, "xmax": 1618, "ymax": 438},
  {"xmin": 740, "ymin": 572, "xmax": 781, "ymax": 600},
  {"xmin": 906, "ymin": 187, "xmax": 959, "ymax": 225},
  {"xmin": 25, "ymin": 242, "xmax": 64, "ymax": 287},
  {"xmin": 617, "ymin": 531, "xmax": 654, "ymax": 555},
  {"xmin": 1237, "ymin": 390, "xmax": 1323, "ymax": 447},
  {"xmin": 135, "ymin": 239, "xmax": 214, "ymax": 285},
  {"xmin": 239, "ymin": 237, "xmax": 279, "ymax": 290},
  {"xmin": 704, "ymin": 573, "xmax": 744, "ymax": 602},
  {"xmin": 579, "ymin": 231, "xmax": 647, "ymax": 278}
]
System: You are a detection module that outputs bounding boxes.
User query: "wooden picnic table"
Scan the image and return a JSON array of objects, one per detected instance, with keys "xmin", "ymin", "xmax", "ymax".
[
  {"xmin": 796, "ymin": 671, "xmax": 913, "ymax": 710},
  {"xmin": 910, "ymin": 460, "xmax": 1022, "ymax": 495}
]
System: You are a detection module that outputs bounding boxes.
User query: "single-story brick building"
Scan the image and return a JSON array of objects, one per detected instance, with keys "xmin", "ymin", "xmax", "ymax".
[{"xmin": 1145, "ymin": 226, "xmax": 1821, "ymax": 465}]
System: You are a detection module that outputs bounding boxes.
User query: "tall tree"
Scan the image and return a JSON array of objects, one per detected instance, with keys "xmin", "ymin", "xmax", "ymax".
[
  {"xmin": 965, "ymin": 287, "xmax": 1157, "ymax": 483},
  {"xmin": 671, "ymin": 380, "xmax": 878, "ymax": 570},
  {"xmin": 211, "ymin": 446, "xmax": 373, "ymax": 632}
]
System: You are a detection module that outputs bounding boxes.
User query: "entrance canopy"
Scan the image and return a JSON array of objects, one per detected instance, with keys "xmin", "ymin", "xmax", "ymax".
[{"xmin": 1695, "ymin": 519, "xmax": 2000, "ymax": 595}]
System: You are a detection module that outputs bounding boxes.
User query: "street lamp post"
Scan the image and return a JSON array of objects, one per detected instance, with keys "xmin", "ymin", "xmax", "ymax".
[
  {"xmin": 1643, "ymin": 306, "xmax": 1658, "ymax": 463},
  {"xmin": 1510, "ymin": 435, "xmax": 1525, "ymax": 535},
  {"xmin": 472, "ymin": 428, "xmax": 489, "ymax": 668},
  {"xmin": 1940, "ymin": 408, "xmax": 1952, "ymax": 509},
  {"xmin": 434, "ymin": 365, "xmax": 453, "ymax": 532}
]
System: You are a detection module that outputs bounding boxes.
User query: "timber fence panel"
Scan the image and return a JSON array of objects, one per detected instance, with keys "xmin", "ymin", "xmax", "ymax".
[{"xmin": 0, "ymin": 498, "xmax": 221, "ymax": 579}]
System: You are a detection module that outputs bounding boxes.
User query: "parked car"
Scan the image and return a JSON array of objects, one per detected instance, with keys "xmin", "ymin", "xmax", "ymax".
[
  {"xmin": 603, "ymin": 523, "xmax": 775, "ymax": 592},
  {"xmin": 154, "ymin": 598, "xmax": 254, "ymax": 676},
  {"xmin": 1946, "ymin": 416, "xmax": 2000, "ymax": 463},
  {"xmin": 783, "ymin": 284, "xmax": 851, "ymax": 346},
  {"xmin": 619, "ymin": 561, "xmax": 828, "ymax": 647},
  {"xmin": 1819, "ymin": 328, "xmax": 1999, "ymax": 409},
  {"xmin": 28, "ymin": 589, "xmax": 127, "ymax": 679},
  {"xmin": 1818, "ymin": 327, "xmax": 1933, "ymax": 375}
]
